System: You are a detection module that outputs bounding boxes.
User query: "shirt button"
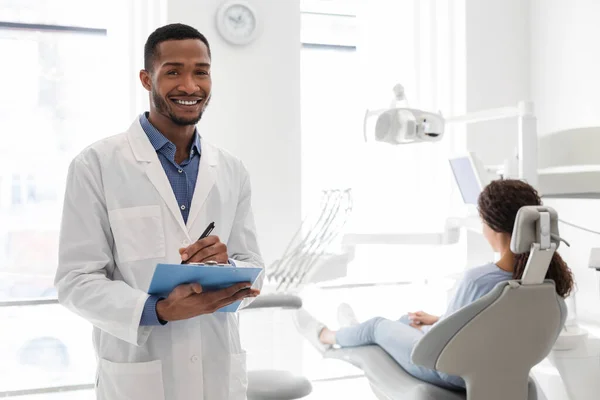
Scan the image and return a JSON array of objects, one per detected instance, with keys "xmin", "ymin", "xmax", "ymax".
[
  {"xmin": 180, "ymin": 205, "xmax": 186, "ymax": 210},
  {"xmin": 182, "ymin": 240, "xmax": 190, "ymax": 246},
  {"xmin": 191, "ymin": 355, "xmax": 199, "ymax": 363},
  {"xmin": 178, "ymin": 169, "xmax": 183, "ymax": 173}
]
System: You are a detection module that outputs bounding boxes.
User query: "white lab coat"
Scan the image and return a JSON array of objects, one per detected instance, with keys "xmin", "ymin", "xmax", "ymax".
[{"xmin": 55, "ymin": 118, "xmax": 264, "ymax": 400}]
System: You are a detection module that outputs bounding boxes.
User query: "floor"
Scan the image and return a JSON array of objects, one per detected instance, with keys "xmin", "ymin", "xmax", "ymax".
[
  {"xmin": 307, "ymin": 376, "xmax": 377, "ymax": 399},
  {"xmin": 10, "ymin": 377, "xmax": 376, "ymax": 400}
]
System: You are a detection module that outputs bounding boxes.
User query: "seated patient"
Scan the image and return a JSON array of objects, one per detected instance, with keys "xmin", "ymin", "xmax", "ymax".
[{"xmin": 294, "ymin": 179, "xmax": 574, "ymax": 391}]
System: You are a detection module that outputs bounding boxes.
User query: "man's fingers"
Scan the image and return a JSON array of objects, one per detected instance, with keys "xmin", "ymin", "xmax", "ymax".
[
  {"xmin": 196, "ymin": 235, "xmax": 220, "ymax": 247},
  {"xmin": 181, "ymin": 236, "xmax": 220, "ymax": 261},
  {"xmin": 213, "ymin": 290, "xmax": 249, "ymax": 311},
  {"xmin": 233, "ymin": 288, "xmax": 258, "ymax": 300},
  {"xmin": 198, "ymin": 247, "xmax": 228, "ymax": 264},
  {"xmin": 199, "ymin": 282, "xmax": 252, "ymax": 307},
  {"xmin": 213, "ymin": 297, "xmax": 241, "ymax": 311},
  {"xmin": 213, "ymin": 288, "xmax": 258, "ymax": 311},
  {"xmin": 185, "ymin": 242, "xmax": 227, "ymax": 264},
  {"xmin": 173, "ymin": 282, "xmax": 203, "ymax": 298},
  {"xmin": 190, "ymin": 244, "xmax": 220, "ymax": 263},
  {"xmin": 190, "ymin": 283, "xmax": 203, "ymax": 294},
  {"xmin": 222, "ymin": 282, "xmax": 253, "ymax": 297}
]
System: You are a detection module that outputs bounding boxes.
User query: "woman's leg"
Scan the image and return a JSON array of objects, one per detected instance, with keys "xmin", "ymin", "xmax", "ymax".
[
  {"xmin": 295, "ymin": 310, "xmax": 464, "ymax": 390},
  {"xmin": 336, "ymin": 317, "xmax": 465, "ymax": 391},
  {"xmin": 334, "ymin": 317, "xmax": 386, "ymax": 347}
]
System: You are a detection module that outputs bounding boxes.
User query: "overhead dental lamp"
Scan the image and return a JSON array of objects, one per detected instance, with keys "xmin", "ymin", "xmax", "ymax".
[
  {"xmin": 365, "ymin": 84, "xmax": 445, "ymax": 144},
  {"xmin": 374, "ymin": 108, "xmax": 445, "ymax": 144}
]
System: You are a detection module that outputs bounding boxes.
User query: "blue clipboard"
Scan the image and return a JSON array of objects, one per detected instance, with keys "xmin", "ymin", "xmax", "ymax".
[{"xmin": 148, "ymin": 263, "xmax": 263, "ymax": 312}]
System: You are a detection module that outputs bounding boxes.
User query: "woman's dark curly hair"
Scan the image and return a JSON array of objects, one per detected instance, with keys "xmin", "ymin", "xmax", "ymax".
[{"xmin": 478, "ymin": 179, "xmax": 574, "ymax": 298}]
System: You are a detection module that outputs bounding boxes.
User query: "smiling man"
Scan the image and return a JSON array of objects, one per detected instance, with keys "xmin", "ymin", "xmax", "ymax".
[
  {"xmin": 140, "ymin": 25, "xmax": 212, "ymax": 154},
  {"xmin": 55, "ymin": 24, "xmax": 264, "ymax": 400}
]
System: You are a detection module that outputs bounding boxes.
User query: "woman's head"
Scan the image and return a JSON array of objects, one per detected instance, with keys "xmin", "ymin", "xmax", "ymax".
[
  {"xmin": 477, "ymin": 179, "xmax": 574, "ymax": 297},
  {"xmin": 478, "ymin": 179, "xmax": 542, "ymax": 252}
]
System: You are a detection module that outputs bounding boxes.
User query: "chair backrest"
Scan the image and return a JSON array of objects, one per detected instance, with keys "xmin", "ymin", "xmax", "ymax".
[{"xmin": 411, "ymin": 206, "xmax": 568, "ymax": 400}]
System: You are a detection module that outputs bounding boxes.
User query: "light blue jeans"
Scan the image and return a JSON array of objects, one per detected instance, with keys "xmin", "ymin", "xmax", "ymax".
[{"xmin": 336, "ymin": 315, "xmax": 465, "ymax": 391}]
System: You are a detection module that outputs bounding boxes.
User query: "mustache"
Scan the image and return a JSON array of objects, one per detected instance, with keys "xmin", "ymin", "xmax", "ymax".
[{"xmin": 168, "ymin": 90, "xmax": 208, "ymax": 98}]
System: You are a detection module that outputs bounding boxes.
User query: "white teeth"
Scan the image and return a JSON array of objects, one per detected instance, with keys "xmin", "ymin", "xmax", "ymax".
[{"xmin": 174, "ymin": 99, "xmax": 199, "ymax": 105}]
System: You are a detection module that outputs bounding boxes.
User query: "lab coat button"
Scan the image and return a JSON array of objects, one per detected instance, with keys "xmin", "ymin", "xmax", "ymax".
[
  {"xmin": 191, "ymin": 355, "xmax": 199, "ymax": 363},
  {"xmin": 182, "ymin": 240, "xmax": 190, "ymax": 246}
]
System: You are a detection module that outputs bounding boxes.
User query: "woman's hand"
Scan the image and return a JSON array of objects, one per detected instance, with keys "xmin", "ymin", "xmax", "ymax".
[{"xmin": 408, "ymin": 311, "xmax": 439, "ymax": 329}]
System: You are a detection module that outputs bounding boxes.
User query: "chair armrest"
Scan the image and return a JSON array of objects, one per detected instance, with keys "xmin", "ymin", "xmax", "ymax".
[{"xmin": 241, "ymin": 294, "xmax": 303, "ymax": 310}]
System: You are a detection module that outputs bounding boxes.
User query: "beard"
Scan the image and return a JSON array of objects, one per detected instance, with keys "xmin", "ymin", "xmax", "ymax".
[{"xmin": 152, "ymin": 89, "xmax": 205, "ymax": 126}]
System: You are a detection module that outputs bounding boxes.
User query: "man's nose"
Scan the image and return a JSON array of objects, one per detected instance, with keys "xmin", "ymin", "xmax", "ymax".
[{"xmin": 179, "ymin": 74, "xmax": 199, "ymax": 94}]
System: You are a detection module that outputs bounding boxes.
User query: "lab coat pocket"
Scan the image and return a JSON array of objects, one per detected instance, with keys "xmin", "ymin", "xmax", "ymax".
[
  {"xmin": 97, "ymin": 359, "xmax": 165, "ymax": 400},
  {"xmin": 229, "ymin": 351, "xmax": 249, "ymax": 400},
  {"xmin": 108, "ymin": 205, "xmax": 166, "ymax": 263}
]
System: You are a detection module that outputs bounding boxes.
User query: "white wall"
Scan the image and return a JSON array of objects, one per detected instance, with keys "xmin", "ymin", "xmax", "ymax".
[
  {"xmin": 531, "ymin": 0, "xmax": 600, "ymax": 136},
  {"xmin": 531, "ymin": 0, "xmax": 600, "ymax": 323},
  {"xmin": 465, "ymin": 0, "xmax": 530, "ymax": 165},
  {"xmin": 166, "ymin": 0, "xmax": 302, "ymax": 266}
]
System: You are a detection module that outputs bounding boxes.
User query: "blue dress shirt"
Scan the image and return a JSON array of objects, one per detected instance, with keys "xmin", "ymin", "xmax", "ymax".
[{"xmin": 139, "ymin": 113, "xmax": 201, "ymax": 326}]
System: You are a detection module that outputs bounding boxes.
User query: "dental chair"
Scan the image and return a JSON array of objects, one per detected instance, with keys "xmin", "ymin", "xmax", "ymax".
[
  {"xmin": 324, "ymin": 205, "xmax": 568, "ymax": 400},
  {"xmin": 243, "ymin": 294, "xmax": 313, "ymax": 400}
]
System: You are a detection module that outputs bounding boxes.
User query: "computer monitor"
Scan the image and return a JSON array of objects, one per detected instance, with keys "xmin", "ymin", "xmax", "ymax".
[{"xmin": 449, "ymin": 155, "xmax": 484, "ymax": 205}]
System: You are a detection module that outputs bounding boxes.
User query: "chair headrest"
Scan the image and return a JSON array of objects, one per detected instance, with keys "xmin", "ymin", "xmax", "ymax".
[{"xmin": 510, "ymin": 206, "xmax": 560, "ymax": 254}]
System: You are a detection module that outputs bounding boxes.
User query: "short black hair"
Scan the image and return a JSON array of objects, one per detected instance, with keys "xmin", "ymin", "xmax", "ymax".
[{"xmin": 144, "ymin": 23, "xmax": 211, "ymax": 71}]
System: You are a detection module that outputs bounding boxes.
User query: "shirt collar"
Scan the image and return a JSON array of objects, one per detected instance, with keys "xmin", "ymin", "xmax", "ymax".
[{"xmin": 139, "ymin": 112, "xmax": 201, "ymax": 155}]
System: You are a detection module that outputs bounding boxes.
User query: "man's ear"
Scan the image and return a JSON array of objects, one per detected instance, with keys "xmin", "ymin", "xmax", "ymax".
[{"xmin": 139, "ymin": 69, "xmax": 152, "ymax": 92}]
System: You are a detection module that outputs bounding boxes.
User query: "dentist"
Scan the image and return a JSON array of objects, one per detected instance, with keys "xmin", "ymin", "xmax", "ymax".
[{"xmin": 55, "ymin": 23, "xmax": 263, "ymax": 400}]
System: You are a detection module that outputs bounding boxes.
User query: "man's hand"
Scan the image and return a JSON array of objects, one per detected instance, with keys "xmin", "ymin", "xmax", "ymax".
[
  {"xmin": 156, "ymin": 282, "xmax": 260, "ymax": 322},
  {"xmin": 180, "ymin": 235, "xmax": 228, "ymax": 264},
  {"xmin": 408, "ymin": 311, "xmax": 439, "ymax": 330}
]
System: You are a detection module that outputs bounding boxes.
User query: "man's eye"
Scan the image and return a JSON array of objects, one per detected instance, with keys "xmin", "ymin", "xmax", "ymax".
[
  {"xmin": 196, "ymin": 71, "xmax": 208, "ymax": 75},
  {"xmin": 167, "ymin": 70, "xmax": 178, "ymax": 76}
]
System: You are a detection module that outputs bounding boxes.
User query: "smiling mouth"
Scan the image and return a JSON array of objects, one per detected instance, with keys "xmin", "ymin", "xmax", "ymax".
[{"xmin": 171, "ymin": 98, "xmax": 203, "ymax": 107}]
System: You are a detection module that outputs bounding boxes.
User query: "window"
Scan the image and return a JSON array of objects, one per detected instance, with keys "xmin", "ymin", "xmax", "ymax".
[
  {"xmin": 0, "ymin": 1, "xmax": 135, "ymax": 396},
  {"xmin": 300, "ymin": 0, "xmax": 466, "ymax": 287},
  {"xmin": 300, "ymin": 9, "xmax": 360, "ymax": 209}
]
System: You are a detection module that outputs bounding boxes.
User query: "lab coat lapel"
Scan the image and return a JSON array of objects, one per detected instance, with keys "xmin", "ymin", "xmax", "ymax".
[
  {"xmin": 125, "ymin": 119, "xmax": 190, "ymax": 238},
  {"xmin": 186, "ymin": 139, "xmax": 217, "ymax": 231},
  {"xmin": 145, "ymin": 162, "xmax": 190, "ymax": 236}
]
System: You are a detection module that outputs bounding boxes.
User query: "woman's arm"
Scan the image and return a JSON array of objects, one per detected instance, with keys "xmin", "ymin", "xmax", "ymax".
[{"xmin": 408, "ymin": 311, "xmax": 440, "ymax": 329}]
